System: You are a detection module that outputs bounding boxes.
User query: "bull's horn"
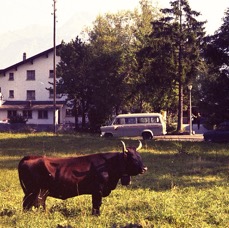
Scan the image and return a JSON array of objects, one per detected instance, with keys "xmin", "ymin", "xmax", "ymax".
[
  {"xmin": 136, "ymin": 140, "xmax": 142, "ymax": 151},
  {"xmin": 121, "ymin": 141, "xmax": 128, "ymax": 152}
]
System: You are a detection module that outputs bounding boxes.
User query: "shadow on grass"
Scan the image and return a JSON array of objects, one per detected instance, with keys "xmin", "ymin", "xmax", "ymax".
[
  {"xmin": 132, "ymin": 151, "xmax": 229, "ymax": 191},
  {"xmin": 0, "ymin": 134, "xmax": 228, "ymax": 191},
  {"xmin": 0, "ymin": 133, "xmax": 125, "ymax": 157},
  {"xmin": 0, "ymin": 157, "xmax": 20, "ymax": 169}
]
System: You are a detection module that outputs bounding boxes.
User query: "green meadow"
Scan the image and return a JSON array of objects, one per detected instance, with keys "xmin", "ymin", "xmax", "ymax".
[{"xmin": 0, "ymin": 133, "xmax": 228, "ymax": 227}]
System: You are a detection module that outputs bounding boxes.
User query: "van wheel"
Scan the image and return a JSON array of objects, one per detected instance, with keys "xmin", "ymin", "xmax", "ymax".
[
  {"xmin": 104, "ymin": 133, "xmax": 113, "ymax": 138},
  {"xmin": 142, "ymin": 132, "xmax": 153, "ymax": 140}
]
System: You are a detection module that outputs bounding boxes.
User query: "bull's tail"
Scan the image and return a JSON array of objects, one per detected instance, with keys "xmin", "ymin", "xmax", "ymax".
[
  {"xmin": 18, "ymin": 156, "xmax": 40, "ymax": 194},
  {"xmin": 18, "ymin": 156, "xmax": 30, "ymax": 194}
]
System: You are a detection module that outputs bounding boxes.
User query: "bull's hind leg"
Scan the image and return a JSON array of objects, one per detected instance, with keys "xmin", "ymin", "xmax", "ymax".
[
  {"xmin": 23, "ymin": 189, "xmax": 49, "ymax": 211},
  {"xmin": 37, "ymin": 189, "xmax": 49, "ymax": 210},
  {"xmin": 23, "ymin": 192, "xmax": 38, "ymax": 210}
]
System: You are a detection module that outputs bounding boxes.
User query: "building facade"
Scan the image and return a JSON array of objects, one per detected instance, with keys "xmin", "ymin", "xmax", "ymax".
[{"xmin": 0, "ymin": 46, "xmax": 75, "ymax": 129}]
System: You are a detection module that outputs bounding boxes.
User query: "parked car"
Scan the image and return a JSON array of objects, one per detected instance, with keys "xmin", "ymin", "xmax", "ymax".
[
  {"xmin": 100, "ymin": 113, "xmax": 167, "ymax": 140},
  {"xmin": 204, "ymin": 121, "xmax": 229, "ymax": 143}
]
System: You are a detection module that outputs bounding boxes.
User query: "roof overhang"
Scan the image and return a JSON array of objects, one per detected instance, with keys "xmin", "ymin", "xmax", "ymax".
[{"xmin": 0, "ymin": 100, "xmax": 66, "ymax": 110}]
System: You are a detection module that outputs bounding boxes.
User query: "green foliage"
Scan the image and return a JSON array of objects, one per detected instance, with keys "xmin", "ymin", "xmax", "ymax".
[
  {"xmin": 57, "ymin": 2, "xmax": 162, "ymax": 130},
  {"xmin": 201, "ymin": 8, "xmax": 229, "ymax": 125},
  {"xmin": 56, "ymin": 1, "xmax": 227, "ymax": 131},
  {"xmin": 57, "ymin": 36, "xmax": 92, "ymax": 129},
  {"xmin": 8, "ymin": 115, "xmax": 27, "ymax": 124},
  {"xmin": 0, "ymin": 133, "xmax": 228, "ymax": 227},
  {"xmin": 137, "ymin": 0, "xmax": 206, "ymax": 131}
]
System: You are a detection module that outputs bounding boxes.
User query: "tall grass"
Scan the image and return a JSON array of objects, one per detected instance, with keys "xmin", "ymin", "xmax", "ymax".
[{"xmin": 0, "ymin": 133, "xmax": 228, "ymax": 227}]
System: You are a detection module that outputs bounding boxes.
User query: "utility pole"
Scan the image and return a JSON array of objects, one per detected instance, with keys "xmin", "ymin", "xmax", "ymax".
[
  {"xmin": 188, "ymin": 84, "xmax": 193, "ymax": 135},
  {"xmin": 53, "ymin": 0, "xmax": 57, "ymax": 134}
]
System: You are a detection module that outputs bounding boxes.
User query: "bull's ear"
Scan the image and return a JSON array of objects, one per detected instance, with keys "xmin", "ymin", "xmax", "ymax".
[{"xmin": 121, "ymin": 141, "xmax": 128, "ymax": 153}]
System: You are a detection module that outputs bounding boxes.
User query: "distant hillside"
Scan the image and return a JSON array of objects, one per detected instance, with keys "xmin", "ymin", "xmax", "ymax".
[{"xmin": 0, "ymin": 12, "xmax": 95, "ymax": 69}]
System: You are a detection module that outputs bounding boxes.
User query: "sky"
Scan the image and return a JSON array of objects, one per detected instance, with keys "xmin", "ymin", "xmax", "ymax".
[
  {"xmin": 1, "ymin": 0, "xmax": 227, "ymax": 34},
  {"xmin": 0, "ymin": 0, "xmax": 228, "ymax": 68}
]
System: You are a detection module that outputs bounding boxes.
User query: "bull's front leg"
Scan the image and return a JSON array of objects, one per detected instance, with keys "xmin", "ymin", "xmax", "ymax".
[
  {"xmin": 92, "ymin": 192, "xmax": 102, "ymax": 216},
  {"xmin": 91, "ymin": 171, "xmax": 109, "ymax": 215}
]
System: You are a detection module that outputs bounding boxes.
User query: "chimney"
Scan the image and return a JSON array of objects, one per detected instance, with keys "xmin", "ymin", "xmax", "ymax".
[{"xmin": 23, "ymin": 52, "xmax": 26, "ymax": 61}]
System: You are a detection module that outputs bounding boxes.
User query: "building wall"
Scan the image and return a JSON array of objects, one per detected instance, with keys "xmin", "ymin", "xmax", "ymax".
[
  {"xmin": 0, "ymin": 53, "xmax": 61, "ymax": 101},
  {"xmin": 0, "ymin": 51, "xmax": 69, "ymax": 125}
]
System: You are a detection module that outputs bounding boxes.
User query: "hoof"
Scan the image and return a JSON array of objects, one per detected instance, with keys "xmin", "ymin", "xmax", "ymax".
[{"xmin": 92, "ymin": 208, "xmax": 100, "ymax": 216}]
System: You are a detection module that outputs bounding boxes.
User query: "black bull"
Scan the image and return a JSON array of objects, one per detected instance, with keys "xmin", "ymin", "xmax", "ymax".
[{"xmin": 18, "ymin": 141, "xmax": 147, "ymax": 215}]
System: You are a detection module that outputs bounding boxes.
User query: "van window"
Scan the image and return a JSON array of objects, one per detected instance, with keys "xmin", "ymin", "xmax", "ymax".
[
  {"xmin": 125, "ymin": 117, "xmax": 136, "ymax": 124},
  {"xmin": 137, "ymin": 117, "xmax": 149, "ymax": 124},
  {"xmin": 114, "ymin": 118, "xmax": 125, "ymax": 125},
  {"xmin": 114, "ymin": 117, "xmax": 136, "ymax": 125},
  {"xmin": 150, "ymin": 117, "xmax": 160, "ymax": 123}
]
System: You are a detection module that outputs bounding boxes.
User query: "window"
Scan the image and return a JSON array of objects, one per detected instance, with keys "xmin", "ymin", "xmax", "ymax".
[
  {"xmin": 38, "ymin": 110, "xmax": 48, "ymax": 119},
  {"xmin": 125, "ymin": 117, "xmax": 136, "ymax": 124},
  {"xmin": 9, "ymin": 90, "xmax": 14, "ymax": 98},
  {"xmin": 26, "ymin": 70, "xmax": 35, "ymax": 80},
  {"xmin": 137, "ymin": 117, "xmax": 149, "ymax": 124},
  {"xmin": 7, "ymin": 110, "xmax": 17, "ymax": 118},
  {"xmin": 114, "ymin": 118, "xmax": 137, "ymax": 125},
  {"xmin": 114, "ymin": 118, "xmax": 125, "ymax": 125},
  {"xmin": 150, "ymin": 117, "xmax": 160, "ymax": 123},
  {"xmin": 23, "ymin": 110, "xmax": 32, "ymax": 119},
  {"xmin": 49, "ymin": 70, "xmax": 54, "ymax": 78},
  {"xmin": 27, "ymin": 90, "xmax": 35, "ymax": 100},
  {"xmin": 9, "ymin": 73, "xmax": 14, "ymax": 81}
]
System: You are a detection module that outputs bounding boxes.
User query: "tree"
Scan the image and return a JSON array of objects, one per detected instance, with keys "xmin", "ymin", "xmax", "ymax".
[
  {"xmin": 57, "ymin": 1, "xmax": 161, "ymax": 130},
  {"xmin": 85, "ymin": 13, "xmax": 130, "ymax": 129},
  {"xmin": 201, "ymin": 8, "xmax": 229, "ymax": 125},
  {"xmin": 138, "ymin": 0, "xmax": 206, "ymax": 131},
  {"xmin": 126, "ymin": 0, "xmax": 162, "ymax": 112},
  {"xmin": 56, "ymin": 37, "xmax": 92, "ymax": 129},
  {"xmin": 86, "ymin": 0, "xmax": 161, "ymax": 115}
]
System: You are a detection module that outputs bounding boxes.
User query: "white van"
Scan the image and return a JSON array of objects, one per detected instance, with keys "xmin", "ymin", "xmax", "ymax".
[{"xmin": 100, "ymin": 113, "xmax": 166, "ymax": 140}]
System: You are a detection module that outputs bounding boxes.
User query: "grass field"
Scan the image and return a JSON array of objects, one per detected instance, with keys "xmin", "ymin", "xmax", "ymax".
[{"xmin": 0, "ymin": 133, "xmax": 228, "ymax": 227}]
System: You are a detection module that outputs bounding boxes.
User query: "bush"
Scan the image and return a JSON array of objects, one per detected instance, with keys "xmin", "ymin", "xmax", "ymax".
[{"xmin": 8, "ymin": 115, "xmax": 27, "ymax": 124}]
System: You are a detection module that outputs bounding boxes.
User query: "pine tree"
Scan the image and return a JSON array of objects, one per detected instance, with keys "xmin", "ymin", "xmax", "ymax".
[
  {"xmin": 140, "ymin": 0, "xmax": 205, "ymax": 131},
  {"xmin": 201, "ymin": 8, "xmax": 229, "ymax": 124}
]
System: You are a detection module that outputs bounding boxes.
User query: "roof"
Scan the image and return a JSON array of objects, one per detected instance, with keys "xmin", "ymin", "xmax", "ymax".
[
  {"xmin": 0, "ymin": 100, "xmax": 66, "ymax": 110},
  {"xmin": 116, "ymin": 113, "xmax": 163, "ymax": 118},
  {"xmin": 0, "ymin": 44, "xmax": 62, "ymax": 75}
]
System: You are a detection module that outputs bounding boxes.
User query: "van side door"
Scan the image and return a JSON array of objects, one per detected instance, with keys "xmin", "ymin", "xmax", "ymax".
[{"xmin": 121, "ymin": 117, "xmax": 137, "ymax": 137}]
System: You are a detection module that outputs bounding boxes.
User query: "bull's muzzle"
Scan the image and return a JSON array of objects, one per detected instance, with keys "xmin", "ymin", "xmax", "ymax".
[{"xmin": 141, "ymin": 166, "xmax": 148, "ymax": 174}]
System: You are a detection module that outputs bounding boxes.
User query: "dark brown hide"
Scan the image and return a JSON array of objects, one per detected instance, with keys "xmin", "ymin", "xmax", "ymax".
[{"xmin": 18, "ymin": 142, "xmax": 147, "ymax": 215}]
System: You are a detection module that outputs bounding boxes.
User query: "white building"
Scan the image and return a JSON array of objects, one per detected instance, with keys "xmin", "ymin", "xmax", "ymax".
[{"xmin": 0, "ymin": 46, "xmax": 75, "ymax": 130}]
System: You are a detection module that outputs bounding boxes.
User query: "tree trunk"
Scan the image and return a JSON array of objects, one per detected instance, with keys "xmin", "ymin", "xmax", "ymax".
[
  {"xmin": 74, "ymin": 99, "xmax": 79, "ymax": 130},
  {"xmin": 81, "ymin": 100, "xmax": 86, "ymax": 129},
  {"xmin": 177, "ymin": 1, "xmax": 183, "ymax": 133},
  {"xmin": 177, "ymin": 82, "xmax": 183, "ymax": 132}
]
